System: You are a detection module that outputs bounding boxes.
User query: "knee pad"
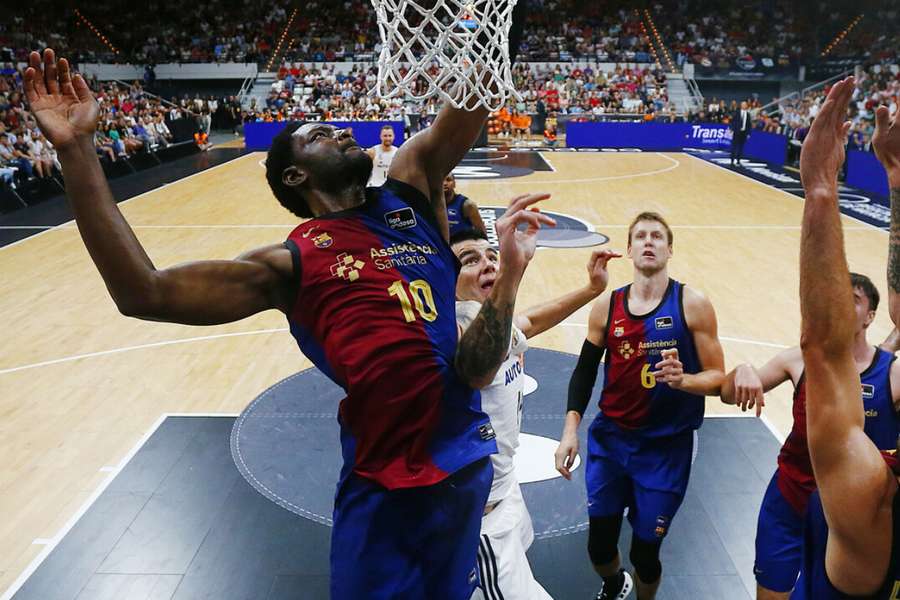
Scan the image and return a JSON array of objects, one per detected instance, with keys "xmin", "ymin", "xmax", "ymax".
[
  {"xmin": 630, "ymin": 536, "xmax": 662, "ymax": 584},
  {"xmin": 588, "ymin": 515, "xmax": 623, "ymax": 567}
]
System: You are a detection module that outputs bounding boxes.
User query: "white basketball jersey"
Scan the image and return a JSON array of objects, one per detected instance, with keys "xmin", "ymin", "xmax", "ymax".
[
  {"xmin": 368, "ymin": 144, "xmax": 398, "ymax": 187},
  {"xmin": 457, "ymin": 300, "xmax": 529, "ymax": 503}
]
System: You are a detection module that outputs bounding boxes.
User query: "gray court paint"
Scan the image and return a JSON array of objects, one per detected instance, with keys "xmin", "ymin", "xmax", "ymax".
[{"xmin": 231, "ymin": 348, "xmax": 603, "ymax": 538}]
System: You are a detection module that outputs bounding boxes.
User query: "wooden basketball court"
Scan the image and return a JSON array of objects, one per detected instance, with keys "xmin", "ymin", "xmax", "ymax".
[{"xmin": 0, "ymin": 150, "xmax": 891, "ymax": 596}]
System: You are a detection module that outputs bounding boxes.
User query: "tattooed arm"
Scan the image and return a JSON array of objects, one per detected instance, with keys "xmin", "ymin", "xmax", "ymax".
[
  {"xmin": 873, "ymin": 105, "xmax": 900, "ymax": 326},
  {"xmin": 456, "ymin": 268, "xmax": 520, "ymax": 389},
  {"xmin": 890, "ymin": 188, "xmax": 900, "ymax": 326},
  {"xmin": 455, "ymin": 193, "xmax": 555, "ymax": 388}
]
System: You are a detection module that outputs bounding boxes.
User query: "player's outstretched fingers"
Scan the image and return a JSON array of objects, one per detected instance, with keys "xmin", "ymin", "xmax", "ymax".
[
  {"xmin": 72, "ymin": 71, "xmax": 93, "ymax": 104},
  {"xmin": 43, "ymin": 48, "xmax": 59, "ymax": 96},
  {"xmin": 503, "ymin": 192, "xmax": 551, "ymax": 216},
  {"xmin": 554, "ymin": 449, "xmax": 569, "ymax": 479},
  {"xmin": 736, "ymin": 383, "xmax": 747, "ymax": 412},
  {"xmin": 58, "ymin": 57, "xmax": 76, "ymax": 98},
  {"xmin": 755, "ymin": 391, "xmax": 765, "ymax": 417},
  {"xmin": 876, "ymin": 105, "xmax": 891, "ymax": 131},
  {"xmin": 28, "ymin": 51, "xmax": 46, "ymax": 98},
  {"xmin": 508, "ymin": 209, "xmax": 556, "ymax": 233}
]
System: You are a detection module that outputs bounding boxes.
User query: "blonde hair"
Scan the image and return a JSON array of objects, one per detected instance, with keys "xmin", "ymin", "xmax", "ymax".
[{"xmin": 628, "ymin": 211, "xmax": 673, "ymax": 246}]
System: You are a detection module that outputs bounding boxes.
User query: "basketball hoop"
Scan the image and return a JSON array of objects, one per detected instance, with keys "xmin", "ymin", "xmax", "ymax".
[{"xmin": 369, "ymin": 0, "xmax": 521, "ymax": 111}]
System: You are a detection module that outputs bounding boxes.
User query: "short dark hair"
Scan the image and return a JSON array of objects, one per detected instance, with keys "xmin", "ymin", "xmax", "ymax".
[
  {"xmin": 850, "ymin": 272, "xmax": 880, "ymax": 312},
  {"xmin": 449, "ymin": 228, "xmax": 489, "ymax": 248},
  {"xmin": 381, "ymin": 125, "xmax": 394, "ymax": 132},
  {"xmin": 265, "ymin": 122, "xmax": 312, "ymax": 218}
]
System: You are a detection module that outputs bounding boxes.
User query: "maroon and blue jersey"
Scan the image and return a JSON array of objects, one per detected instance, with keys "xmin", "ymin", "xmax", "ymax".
[
  {"xmin": 284, "ymin": 179, "xmax": 496, "ymax": 491},
  {"xmin": 793, "ymin": 457, "xmax": 900, "ymax": 600},
  {"xmin": 596, "ymin": 279, "xmax": 704, "ymax": 437},
  {"xmin": 777, "ymin": 349, "xmax": 898, "ymax": 515},
  {"xmin": 447, "ymin": 193, "xmax": 475, "ymax": 237}
]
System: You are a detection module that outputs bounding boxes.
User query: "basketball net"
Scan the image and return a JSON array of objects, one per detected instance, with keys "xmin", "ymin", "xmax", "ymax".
[{"xmin": 370, "ymin": 0, "xmax": 521, "ymax": 111}]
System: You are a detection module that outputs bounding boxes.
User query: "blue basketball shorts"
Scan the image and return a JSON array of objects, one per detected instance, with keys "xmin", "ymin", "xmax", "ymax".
[
  {"xmin": 585, "ymin": 419, "xmax": 694, "ymax": 542},
  {"xmin": 754, "ymin": 472, "xmax": 804, "ymax": 592},
  {"xmin": 330, "ymin": 457, "xmax": 493, "ymax": 600}
]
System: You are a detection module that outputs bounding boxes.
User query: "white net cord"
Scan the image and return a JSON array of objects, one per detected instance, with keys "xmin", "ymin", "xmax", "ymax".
[{"xmin": 370, "ymin": 0, "xmax": 521, "ymax": 111}]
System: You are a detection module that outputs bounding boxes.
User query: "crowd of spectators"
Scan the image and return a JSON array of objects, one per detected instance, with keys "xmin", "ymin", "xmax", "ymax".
[
  {"xmin": 249, "ymin": 61, "xmax": 671, "ymax": 138},
  {"xmin": 4, "ymin": 0, "xmax": 292, "ymax": 65},
  {"xmin": 0, "ymin": 64, "xmax": 224, "ymax": 193},
  {"xmin": 773, "ymin": 64, "xmax": 899, "ymax": 152},
  {"xmin": 0, "ymin": 69, "xmax": 62, "ymax": 190},
  {"xmin": 515, "ymin": 1, "xmax": 656, "ymax": 63},
  {"xmin": 3, "ymin": 0, "xmax": 890, "ymax": 68}
]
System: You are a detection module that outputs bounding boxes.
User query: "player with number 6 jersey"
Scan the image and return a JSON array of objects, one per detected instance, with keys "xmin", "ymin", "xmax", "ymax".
[{"xmin": 555, "ymin": 211, "xmax": 726, "ymax": 600}]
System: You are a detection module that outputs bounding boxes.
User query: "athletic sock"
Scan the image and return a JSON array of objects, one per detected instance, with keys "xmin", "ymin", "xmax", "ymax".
[{"xmin": 602, "ymin": 570, "xmax": 624, "ymax": 595}]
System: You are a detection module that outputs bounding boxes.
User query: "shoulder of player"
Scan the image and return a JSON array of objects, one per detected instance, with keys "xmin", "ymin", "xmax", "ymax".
[
  {"xmin": 680, "ymin": 284, "xmax": 717, "ymax": 324},
  {"xmin": 588, "ymin": 291, "xmax": 613, "ymax": 327},
  {"xmin": 888, "ymin": 356, "xmax": 900, "ymax": 393},
  {"xmin": 236, "ymin": 243, "xmax": 295, "ymax": 279},
  {"xmin": 771, "ymin": 346, "xmax": 804, "ymax": 383}
]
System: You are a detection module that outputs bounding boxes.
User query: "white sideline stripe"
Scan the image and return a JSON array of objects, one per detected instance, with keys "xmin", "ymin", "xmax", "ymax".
[
  {"xmin": 0, "ymin": 224, "xmax": 296, "ymax": 230},
  {"xmin": 30, "ymin": 539, "xmax": 52, "ymax": 546},
  {"xmin": 462, "ymin": 152, "xmax": 681, "ymax": 185},
  {"xmin": 1, "ymin": 414, "xmax": 235, "ymax": 600},
  {"xmin": 760, "ymin": 414, "xmax": 787, "ymax": 444},
  {"xmin": 0, "ymin": 328, "xmax": 289, "ymax": 376},
  {"xmin": 540, "ymin": 152, "xmax": 558, "ymax": 172},
  {"xmin": 559, "ymin": 322, "xmax": 790, "ymax": 350},
  {"xmin": 0, "ymin": 152, "xmax": 255, "ymax": 252},
  {"xmin": 0, "ymin": 223, "xmax": 879, "ymax": 231},
  {"xmin": 719, "ymin": 336, "xmax": 789, "ymax": 349},
  {"xmin": 3, "ymin": 414, "xmax": 157, "ymax": 598},
  {"xmin": 687, "ymin": 154, "xmax": 888, "ymax": 234}
]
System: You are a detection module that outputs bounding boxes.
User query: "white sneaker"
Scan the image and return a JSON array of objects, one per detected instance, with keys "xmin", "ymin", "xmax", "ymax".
[{"xmin": 595, "ymin": 570, "xmax": 634, "ymax": 599}]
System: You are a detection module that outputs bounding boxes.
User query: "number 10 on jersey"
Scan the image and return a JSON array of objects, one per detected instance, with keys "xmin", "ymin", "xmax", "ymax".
[{"xmin": 388, "ymin": 279, "xmax": 438, "ymax": 323}]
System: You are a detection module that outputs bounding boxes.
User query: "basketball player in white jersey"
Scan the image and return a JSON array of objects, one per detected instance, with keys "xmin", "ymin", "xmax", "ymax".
[
  {"xmin": 367, "ymin": 125, "xmax": 399, "ymax": 187},
  {"xmin": 452, "ymin": 229, "xmax": 621, "ymax": 600}
]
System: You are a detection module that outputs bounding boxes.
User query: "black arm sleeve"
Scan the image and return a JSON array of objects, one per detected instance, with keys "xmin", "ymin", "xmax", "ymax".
[{"xmin": 567, "ymin": 339, "xmax": 604, "ymax": 416}]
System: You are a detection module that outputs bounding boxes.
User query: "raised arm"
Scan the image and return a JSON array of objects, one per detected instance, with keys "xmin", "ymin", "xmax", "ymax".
[
  {"xmin": 651, "ymin": 287, "xmax": 725, "ymax": 396},
  {"xmin": 24, "ymin": 49, "xmax": 293, "ymax": 325},
  {"xmin": 799, "ymin": 76, "xmax": 895, "ymax": 596},
  {"xmin": 554, "ymin": 293, "xmax": 610, "ymax": 480},
  {"xmin": 721, "ymin": 346, "xmax": 801, "ymax": 415},
  {"xmin": 873, "ymin": 104, "xmax": 900, "ymax": 327},
  {"xmin": 880, "ymin": 327, "xmax": 900, "ymax": 353},
  {"xmin": 456, "ymin": 193, "xmax": 555, "ymax": 388},
  {"xmin": 514, "ymin": 248, "xmax": 621, "ymax": 339},
  {"xmin": 387, "ymin": 4, "xmax": 527, "ymax": 234}
]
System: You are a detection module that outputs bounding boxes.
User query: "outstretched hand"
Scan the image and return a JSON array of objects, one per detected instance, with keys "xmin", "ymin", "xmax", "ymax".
[
  {"xmin": 873, "ymin": 105, "xmax": 900, "ymax": 187},
  {"xmin": 494, "ymin": 193, "xmax": 556, "ymax": 275},
  {"xmin": 799, "ymin": 76, "xmax": 854, "ymax": 199},
  {"xmin": 23, "ymin": 49, "xmax": 99, "ymax": 150},
  {"xmin": 586, "ymin": 248, "xmax": 622, "ymax": 294}
]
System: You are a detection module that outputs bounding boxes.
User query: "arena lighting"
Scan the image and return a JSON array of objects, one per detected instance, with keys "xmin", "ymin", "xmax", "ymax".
[
  {"xmin": 634, "ymin": 10, "xmax": 662, "ymax": 70},
  {"xmin": 265, "ymin": 8, "xmax": 299, "ymax": 72},
  {"xmin": 74, "ymin": 8, "xmax": 119, "ymax": 55},
  {"xmin": 821, "ymin": 14, "xmax": 863, "ymax": 57},
  {"xmin": 642, "ymin": 9, "xmax": 675, "ymax": 72}
]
